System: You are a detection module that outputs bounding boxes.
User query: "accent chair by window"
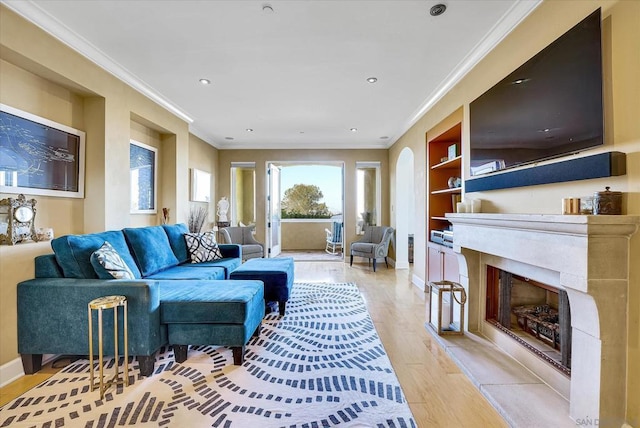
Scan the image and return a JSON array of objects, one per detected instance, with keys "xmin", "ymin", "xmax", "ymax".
[
  {"xmin": 350, "ymin": 226, "xmax": 394, "ymax": 272},
  {"xmin": 220, "ymin": 226, "xmax": 264, "ymax": 261}
]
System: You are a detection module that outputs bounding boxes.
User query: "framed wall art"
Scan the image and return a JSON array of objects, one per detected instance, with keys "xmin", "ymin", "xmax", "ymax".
[
  {"xmin": 130, "ymin": 140, "xmax": 157, "ymax": 214},
  {"xmin": 0, "ymin": 104, "xmax": 86, "ymax": 198},
  {"xmin": 190, "ymin": 168, "xmax": 211, "ymax": 202}
]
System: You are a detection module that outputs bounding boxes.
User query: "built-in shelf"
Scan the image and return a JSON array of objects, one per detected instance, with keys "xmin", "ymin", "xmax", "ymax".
[
  {"xmin": 431, "ymin": 155, "xmax": 461, "ymax": 170},
  {"xmin": 427, "ymin": 112, "xmax": 463, "ymax": 250},
  {"xmin": 431, "ymin": 187, "xmax": 462, "ymax": 195}
]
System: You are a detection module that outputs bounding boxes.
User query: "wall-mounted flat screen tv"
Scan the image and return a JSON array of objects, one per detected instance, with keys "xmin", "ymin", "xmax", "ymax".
[{"xmin": 469, "ymin": 8, "xmax": 603, "ymax": 177}]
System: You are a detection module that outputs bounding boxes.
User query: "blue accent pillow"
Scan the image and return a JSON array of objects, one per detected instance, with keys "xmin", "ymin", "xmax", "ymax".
[
  {"xmin": 161, "ymin": 223, "xmax": 190, "ymax": 264},
  {"xmin": 123, "ymin": 226, "xmax": 179, "ymax": 277},
  {"xmin": 184, "ymin": 231, "xmax": 223, "ymax": 263},
  {"xmin": 51, "ymin": 230, "xmax": 141, "ymax": 279},
  {"xmin": 90, "ymin": 241, "xmax": 135, "ymax": 279}
]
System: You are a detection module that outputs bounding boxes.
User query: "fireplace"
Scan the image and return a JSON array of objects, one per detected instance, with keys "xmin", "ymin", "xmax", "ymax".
[
  {"xmin": 485, "ymin": 266, "xmax": 571, "ymax": 375},
  {"xmin": 445, "ymin": 213, "xmax": 639, "ymax": 424}
]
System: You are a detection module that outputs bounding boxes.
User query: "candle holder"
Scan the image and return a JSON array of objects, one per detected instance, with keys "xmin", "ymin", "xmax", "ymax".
[{"xmin": 428, "ymin": 280, "xmax": 467, "ymax": 335}]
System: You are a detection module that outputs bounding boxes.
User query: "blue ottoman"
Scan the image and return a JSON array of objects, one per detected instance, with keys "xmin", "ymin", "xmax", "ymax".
[
  {"xmin": 160, "ymin": 280, "xmax": 265, "ymax": 365},
  {"xmin": 230, "ymin": 257, "xmax": 294, "ymax": 316}
]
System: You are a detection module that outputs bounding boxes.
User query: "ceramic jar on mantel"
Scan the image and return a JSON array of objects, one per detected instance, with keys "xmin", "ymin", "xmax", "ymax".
[{"xmin": 593, "ymin": 187, "xmax": 622, "ymax": 215}]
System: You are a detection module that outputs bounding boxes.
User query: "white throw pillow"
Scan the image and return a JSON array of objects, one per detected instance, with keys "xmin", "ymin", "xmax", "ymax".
[
  {"xmin": 184, "ymin": 231, "xmax": 223, "ymax": 263},
  {"xmin": 91, "ymin": 241, "xmax": 135, "ymax": 279}
]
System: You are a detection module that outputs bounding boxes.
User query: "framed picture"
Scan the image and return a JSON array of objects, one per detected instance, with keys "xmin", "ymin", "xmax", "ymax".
[
  {"xmin": 0, "ymin": 104, "xmax": 86, "ymax": 198},
  {"xmin": 190, "ymin": 168, "xmax": 211, "ymax": 202},
  {"xmin": 130, "ymin": 140, "xmax": 157, "ymax": 214}
]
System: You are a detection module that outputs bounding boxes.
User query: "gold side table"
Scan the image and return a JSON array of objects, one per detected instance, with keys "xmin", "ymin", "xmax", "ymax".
[{"xmin": 88, "ymin": 295, "xmax": 129, "ymax": 399}]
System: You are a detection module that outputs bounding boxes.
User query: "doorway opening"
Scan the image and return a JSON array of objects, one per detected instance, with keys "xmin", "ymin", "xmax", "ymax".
[
  {"xmin": 266, "ymin": 162, "xmax": 344, "ymax": 260},
  {"xmin": 395, "ymin": 148, "xmax": 415, "ymax": 269}
]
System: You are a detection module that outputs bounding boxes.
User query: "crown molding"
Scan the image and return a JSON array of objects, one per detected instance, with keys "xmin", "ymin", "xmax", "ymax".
[
  {"xmin": 1, "ymin": 0, "xmax": 194, "ymax": 124},
  {"xmin": 392, "ymin": 0, "xmax": 542, "ymax": 147}
]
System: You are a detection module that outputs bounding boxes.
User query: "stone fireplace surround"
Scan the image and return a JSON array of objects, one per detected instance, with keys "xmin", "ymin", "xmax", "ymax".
[{"xmin": 445, "ymin": 213, "xmax": 639, "ymax": 425}]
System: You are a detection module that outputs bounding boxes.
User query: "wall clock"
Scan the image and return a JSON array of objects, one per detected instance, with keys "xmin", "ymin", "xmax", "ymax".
[{"xmin": 0, "ymin": 194, "xmax": 39, "ymax": 245}]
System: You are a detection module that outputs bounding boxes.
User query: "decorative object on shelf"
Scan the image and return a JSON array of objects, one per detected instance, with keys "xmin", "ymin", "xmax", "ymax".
[
  {"xmin": 0, "ymin": 193, "xmax": 39, "ymax": 245},
  {"xmin": 188, "ymin": 206, "xmax": 209, "ymax": 233},
  {"xmin": 216, "ymin": 196, "xmax": 230, "ymax": 222},
  {"xmin": 469, "ymin": 198, "xmax": 482, "ymax": 213},
  {"xmin": 456, "ymin": 201, "xmax": 466, "ymax": 213},
  {"xmin": 428, "ymin": 280, "xmax": 467, "ymax": 335},
  {"xmin": 440, "ymin": 156, "xmax": 449, "ymax": 163},
  {"xmin": 161, "ymin": 207, "xmax": 170, "ymax": 224},
  {"xmin": 451, "ymin": 194, "xmax": 462, "ymax": 212},
  {"xmin": 447, "ymin": 143, "xmax": 457, "ymax": 160},
  {"xmin": 593, "ymin": 187, "xmax": 622, "ymax": 215},
  {"xmin": 36, "ymin": 227, "xmax": 54, "ymax": 241},
  {"xmin": 562, "ymin": 197, "xmax": 581, "ymax": 215},
  {"xmin": 447, "ymin": 176, "xmax": 462, "ymax": 189},
  {"xmin": 0, "ymin": 104, "xmax": 86, "ymax": 198},
  {"xmin": 580, "ymin": 196, "xmax": 594, "ymax": 214}
]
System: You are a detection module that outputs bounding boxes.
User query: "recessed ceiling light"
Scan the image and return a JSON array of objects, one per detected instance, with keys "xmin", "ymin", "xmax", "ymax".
[
  {"xmin": 262, "ymin": 4, "xmax": 274, "ymax": 13},
  {"xmin": 350, "ymin": 128, "xmax": 358, "ymax": 132},
  {"xmin": 199, "ymin": 78, "xmax": 211, "ymax": 85},
  {"xmin": 430, "ymin": 4, "xmax": 447, "ymax": 16},
  {"xmin": 367, "ymin": 77, "xmax": 378, "ymax": 83},
  {"xmin": 380, "ymin": 136, "xmax": 389, "ymax": 139},
  {"xmin": 299, "ymin": 131, "xmax": 305, "ymax": 134},
  {"xmin": 246, "ymin": 128, "xmax": 254, "ymax": 132},
  {"xmin": 225, "ymin": 137, "xmax": 234, "ymax": 140},
  {"xmin": 512, "ymin": 78, "xmax": 530, "ymax": 85}
]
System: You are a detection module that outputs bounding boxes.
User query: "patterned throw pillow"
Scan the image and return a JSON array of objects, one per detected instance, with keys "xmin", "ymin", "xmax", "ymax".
[
  {"xmin": 91, "ymin": 241, "xmax": 135, "ymax": 279},
  {"xmin": 184, "ymin": 231, "xmax": 223, "ymax": 263}
]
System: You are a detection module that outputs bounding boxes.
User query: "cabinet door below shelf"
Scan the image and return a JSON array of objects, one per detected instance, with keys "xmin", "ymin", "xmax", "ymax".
[
  {"xmin": 427, "ymin": 242, "xmax": 460, "ymax": 284},
  {"xmin": 427, "ymin": 244, "xmax": 443, "ymax": 284},
  {"xmin": 443, "ymin": 249, "xmax": 459, "ymax": 283}
]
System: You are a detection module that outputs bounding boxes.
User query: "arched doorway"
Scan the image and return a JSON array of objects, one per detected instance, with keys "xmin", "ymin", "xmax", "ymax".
[{"xmin": 395, "ymin": 148, "xmax": 414, "ymax": 269}]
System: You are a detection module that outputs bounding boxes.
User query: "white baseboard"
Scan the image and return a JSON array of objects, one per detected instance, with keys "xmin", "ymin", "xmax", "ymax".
[
  {"xmin": 0, "ymin": 354, "xmax": 57, "ymax": 388},
  {"xmin": 412, "ymin": 274, "xmax": 426, "ymax": 291},
  {"xmin": 0, "ymin": 357, "xmax": 24, "ymax": 388},
  {"xmin": 394, "ymin": 260, "xmax": 410, "ymax": 269}
]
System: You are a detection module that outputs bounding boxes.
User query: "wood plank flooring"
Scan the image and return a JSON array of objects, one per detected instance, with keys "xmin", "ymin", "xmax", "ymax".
[{"xmin": 1, "ymin": 260, "xmax": 507, "ymax": 427}]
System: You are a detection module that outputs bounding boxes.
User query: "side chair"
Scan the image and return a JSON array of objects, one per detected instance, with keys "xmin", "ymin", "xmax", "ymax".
[
  {"xmin": 325, "ymin": 221, "xmax": 343, "ymax": 255},
  {"xmin": 350, "ymin": 226, "xmax": 394, "ymax": 272},
  {"xmin": 220, "ymin": 226, "xmax": 264, "ymax": 261}
]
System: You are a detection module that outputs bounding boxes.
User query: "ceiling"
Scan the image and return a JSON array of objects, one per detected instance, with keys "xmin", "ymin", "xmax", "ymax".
[{"xmin": 3, "ymin": 0, "xmax": 540, "ymax": 150}]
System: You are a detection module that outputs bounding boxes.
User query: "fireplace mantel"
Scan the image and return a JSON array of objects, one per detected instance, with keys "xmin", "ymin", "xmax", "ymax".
[{"xmin": 445, "ymin": 213, "xmax": 639, "ymax": 424}]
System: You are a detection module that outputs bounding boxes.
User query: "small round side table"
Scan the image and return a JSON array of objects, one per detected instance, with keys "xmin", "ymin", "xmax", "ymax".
[{"xmin": 88, "ymin": 295, "xmax": 129, "ymax": 399}]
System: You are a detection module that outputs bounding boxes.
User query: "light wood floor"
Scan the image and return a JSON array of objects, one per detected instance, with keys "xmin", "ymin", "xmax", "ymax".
[{"xmin": 1, "ymin": 261, "xmax": 507, "ymax": 427}]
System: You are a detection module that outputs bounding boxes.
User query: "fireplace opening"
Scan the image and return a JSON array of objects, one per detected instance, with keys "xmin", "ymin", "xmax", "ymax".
[{"xmin": 485, "ymin": 266, "xmax": 571, "ymax": 376}]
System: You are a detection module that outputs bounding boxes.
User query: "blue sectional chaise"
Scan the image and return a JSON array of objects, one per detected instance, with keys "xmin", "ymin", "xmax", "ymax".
[{"xmin": 17, "ymin": 223, "xmax": 264, "ymax": 377}]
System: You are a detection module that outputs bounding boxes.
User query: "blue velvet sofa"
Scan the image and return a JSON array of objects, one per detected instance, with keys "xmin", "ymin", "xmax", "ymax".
[{"xmin": 17, "ymin": 223, "xmax": 264, "ymax": 376}]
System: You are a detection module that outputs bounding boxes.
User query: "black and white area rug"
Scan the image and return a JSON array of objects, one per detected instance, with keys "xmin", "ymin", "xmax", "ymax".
[{"xmin": 1, "ymin": 283, "xmax": 416, "ymax": 427}]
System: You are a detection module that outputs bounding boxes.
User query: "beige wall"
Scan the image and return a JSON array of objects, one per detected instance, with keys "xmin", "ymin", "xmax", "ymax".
[
  {"xmin": 0, "ymin": 6, "xmax": 191, "ymax": 369},
  {"xmin": 188, "ymin": 134, "xmax": 218, "ymax": 230},
  {"xmin": 388, "ymin": 0, "xmax": 640, "ymax": 422},
  {"xmin": 217, "ymin": 150, "xmax": 389, "ymax": 256}
]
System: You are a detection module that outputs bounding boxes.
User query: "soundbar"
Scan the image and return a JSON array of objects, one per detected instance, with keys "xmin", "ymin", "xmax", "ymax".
[{"xmin": 466, "ymin": 151, "xmax": 626, "ymax": 193}]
